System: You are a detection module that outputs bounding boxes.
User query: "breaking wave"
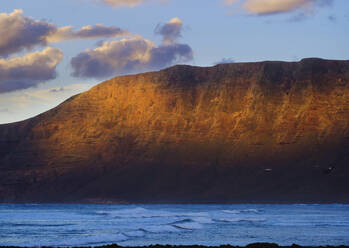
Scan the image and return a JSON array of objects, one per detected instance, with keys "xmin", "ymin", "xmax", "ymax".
[
  {"xmin": 172, "ymin": 222, "xmax": 203, "ymax": 230},
  {"xmin": 94, "ymin": 207, "xmax": 208, "ymax": 219},
  {"xmin": 222, "ymin": 209, "xmax": 260, "ymax": 214},
  {"xmin": 214, "ymin": 218, "xmax": 266, "ymax": 223},
  {"xmin": 138, "ymin": 225, "xmax": 179, "ymax": 233},
  {"xmin": 2, "ymin": 204, "xmax": 348, "ymax": 247}
]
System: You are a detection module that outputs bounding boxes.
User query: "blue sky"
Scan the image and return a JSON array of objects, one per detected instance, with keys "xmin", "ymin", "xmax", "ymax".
[{"xmin": 0, "ymin": 0, "xmax": 349, "ymax": 124}]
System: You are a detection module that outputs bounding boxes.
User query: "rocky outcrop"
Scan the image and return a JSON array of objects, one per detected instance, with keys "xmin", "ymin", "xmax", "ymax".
[{"xmin": 1, "ymin": 58, "xmax": 349, "ymax": 203}]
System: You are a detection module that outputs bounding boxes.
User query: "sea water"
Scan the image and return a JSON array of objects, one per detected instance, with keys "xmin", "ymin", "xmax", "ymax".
[{"xmin": 0, "ymin": 204, "xmax": 349, "ymax": 247}]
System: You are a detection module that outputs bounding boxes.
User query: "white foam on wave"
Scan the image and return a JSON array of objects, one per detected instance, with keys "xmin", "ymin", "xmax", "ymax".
[
  {"xmin": 5, "ymin": 222, "xmax": 74, "ymax": 227},
  {"xmin": 243, "ymin": 209, "xmax": 260, "ymax": 213},
  {"xmin": 170, "ymin": 217, "xmax": 208, "ymax": 230},
  {"xmin": 94, "ymin": 207, "xmax": 147, "ymax": 216},
  {"xmin": 95, "ymin": 211, "xmax": 110, "ymax": 215},
  {"xmin": 222, "ymin": 209, "xmax": 260, "ymax": 214},
  {"xmin": 179, "ymin": 212, "xmax": 208, "ymax": 217},
  {"xmin": 214, "ymin": 217, "xmax": 266, "ymax": 223},
  {"xmin": 172, "ymin": 222, "xmax": 203, "ymax": 230},
  {"xmin": 191, "ymin": 216, "xmax": 214, "ymax": 224},
  {"xmin": 95, "ymin": 207, "xmax": 208, "ymax": 219},
  {"xmin": 222, "ymin": 210, "xmax": 240, "ymax": 214},
  {"xmin": 123, "ymin": 230, "xmax": 145, "ymax": 237},
  {"xmin": 139, "ymin": 225, "xmax": 180, "ymax": 233}
]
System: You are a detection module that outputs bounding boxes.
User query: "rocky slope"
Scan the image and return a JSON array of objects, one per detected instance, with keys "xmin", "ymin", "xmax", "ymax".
[{"xmin": 1, "ymin": 58, "xmax": 349, "ymax": 203}]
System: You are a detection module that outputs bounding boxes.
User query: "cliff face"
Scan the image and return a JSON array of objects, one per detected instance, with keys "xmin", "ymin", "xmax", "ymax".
[{"xmin": 1, "ymin": 58, "xmax": 349, "ymax": 203}]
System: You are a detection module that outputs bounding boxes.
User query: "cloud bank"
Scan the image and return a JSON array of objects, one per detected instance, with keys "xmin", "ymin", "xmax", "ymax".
[
  {"xmin": 71, "ymin": 17, "xmax": 193, "ymax": 78},
  {"xmin": 0, "ymin": 48, "xmax": 63, "ymax": 93},
  {"xmin": 0, "ymin": 9, "xmax": 132, "ymax": 93},
  {"xmin": 0, "ymin": 11, "xmax": 192, "ymax": 92},
  {"xmin": 46, "ymin": 24, "xmax": 130, "ymax": 43},
  {"xmin": 0, "ymin": 9, "xmax": 130, "ymax": 57},
  {"xmin": 225, "ymin": 0, "xmax": 334, "ymax": 15},
  {"xmin": 0, "ymin": 9, "xmax": 54, "ymax": 57}
]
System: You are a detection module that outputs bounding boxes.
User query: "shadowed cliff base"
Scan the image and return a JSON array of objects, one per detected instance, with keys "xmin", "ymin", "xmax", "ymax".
[{"xmin": 0, "ymin": 58, "xmax": 349, "ymax": 203}]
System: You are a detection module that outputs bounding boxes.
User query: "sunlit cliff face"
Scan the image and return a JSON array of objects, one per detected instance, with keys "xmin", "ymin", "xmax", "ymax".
[
  {"xmin": 33, "ymin": 59, "xmax": 348, "ymax": 166},
  {"xmin": 0, "ymin": 58, "xmax": 349, "ymax": 203}
]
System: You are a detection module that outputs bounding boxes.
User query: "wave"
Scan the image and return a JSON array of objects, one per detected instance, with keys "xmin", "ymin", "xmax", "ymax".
[
  {"xmin": 172, "ymin": 220, "xmax": 203, "ymax": 230},
  {"xmin": 170, "ymin": 217, "xmax": 213, "ymax": 224},
  {"xmin": 191, "ymin": 216, "xmax": 214, "ymax": 224},
  {"xmin": 243, "ymin": 209, "xmax": 260, "ymax": 213},
  {"xmin": 172, "ymin": 222, "xmax": 203, "ymax": 230},
  {"xmin": 171, "ymin": 218, "xmax": 192, "ymax": 224},
  {"xmin": 222, "ymin": 209, "xmax": 260, "ymax": 214},
  {"xmin": 93, "ymin": 207, "xmax": 208, "ymax": 219},
  {"xmin": 94, "ymin": 207, "xmax": 147, "ymax": 217},
  {"xmin": 214, "ymin": 218, "xmax": 266, "ymax": 223},
  {"xmin": 169, "ymin": 217, "xmax": 210, "ymax": 230},
  {"xmin": 3, "ymin": 223, "xmax": 74, "ymax": 227},
  {"xmin": 2, "ymin": 204, "xmax": 349, "ymax": 247},
  {"xmin": 221, "ymin": 210, "xmax": 240, "ymax": 214},
  {"xmin": 94, "ymin": 211, "xmax": 110, "ymax": 216},
  {"xmin": 138, "ymin": 225, "xmax": 179, "ymax": 233},
  {"xmin": 123, "ymin": 230, "xmax": 145, "ymax": 237}
]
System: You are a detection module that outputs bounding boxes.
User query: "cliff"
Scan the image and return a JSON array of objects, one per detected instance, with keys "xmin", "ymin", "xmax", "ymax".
[{"xmin": 1, "ymin": 58, "xmax": 349, "ymax": 203}]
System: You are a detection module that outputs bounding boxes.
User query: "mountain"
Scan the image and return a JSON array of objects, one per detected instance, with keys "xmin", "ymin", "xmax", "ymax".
[{"xmin": 1, "ymin": 58, "xmax": 349, "ymax": 203}]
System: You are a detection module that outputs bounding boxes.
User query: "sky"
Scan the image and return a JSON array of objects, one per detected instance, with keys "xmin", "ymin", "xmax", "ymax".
[{"xmin": 0, "ymin": 0, "xmax": 348, "ymax": 124}]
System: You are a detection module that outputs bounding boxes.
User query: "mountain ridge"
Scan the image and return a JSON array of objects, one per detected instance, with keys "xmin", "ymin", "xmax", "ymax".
[{"xmin": 1, "ymin": 58, "xmax": 349, "ymax": 203}]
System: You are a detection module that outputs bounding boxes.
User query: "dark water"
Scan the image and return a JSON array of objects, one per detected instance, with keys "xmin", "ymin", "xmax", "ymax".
[{"xmin": 0, "ymin": 204, "xmax": 348, "ymax": 247}]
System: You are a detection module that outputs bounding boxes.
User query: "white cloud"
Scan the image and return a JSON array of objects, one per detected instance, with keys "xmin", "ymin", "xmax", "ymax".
[
  {"xmin": 46, "ymin": 24, "xmax": 130, "ymax": 43},
  {"xmin": 71, "ymin": 18, "xmax": 193, "ymax": 78},
  {"xmin": 0, "ymin": 9, "xmax": 130, "ymax": 57},
  {"xmin": 225, "ymin": 0, "xmax": 334, "ymax": 15},
  {"xmin": 0, "ymin": 9, "xmax": 55, "ymax": 57},
  {"xmin": 0, "ymin": 9, "xmax": 133, "ymax": 92},
  {"xmin": 71, "ymin": 38, "xmax": 193, "ymax": 78},
  {"xmin": 0, "ymin": 47, "xmax": 63, "ymax": 93},
  {"xmin": 155, "ymin": 17, "xmax": 183, "ymax": 45},
  {"xmin": 71, "ymin": 38, "xmax": 156, "ymax": 78}
]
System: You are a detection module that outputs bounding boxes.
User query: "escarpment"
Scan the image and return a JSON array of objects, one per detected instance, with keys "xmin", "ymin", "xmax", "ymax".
[{"xmin": 1, "ymin": 58, "xmax": 349, "ymax": 203}]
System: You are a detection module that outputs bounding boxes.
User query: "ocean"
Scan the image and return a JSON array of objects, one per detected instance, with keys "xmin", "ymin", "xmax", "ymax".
[{"xmin": 0, "ymin": 204, "xmax": 348, "ymax": 247}]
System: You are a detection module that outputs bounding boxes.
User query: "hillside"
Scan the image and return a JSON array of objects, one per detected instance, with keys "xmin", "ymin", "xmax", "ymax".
[{"xmin": 1, "ymin": 58, "xmax": 349, "ymax": 203}]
